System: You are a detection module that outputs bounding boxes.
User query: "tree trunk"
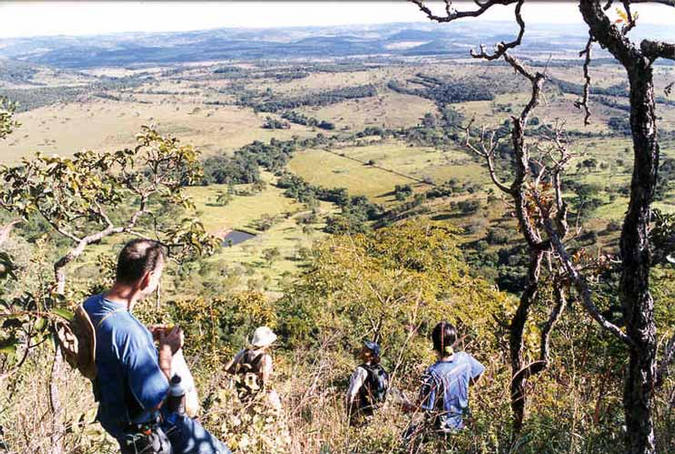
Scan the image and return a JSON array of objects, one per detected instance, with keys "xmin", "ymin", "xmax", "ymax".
[
  {"xmin": 509, "ymin": 250, "xmax": 543, "ymax": 434},
  {"xmin": 507, "ymin": 78, "xmax": 546, "ymax": 436},
  {"xmin": 620, "ymin": 60, "xmax": 658, "ymax": 454},
  {"xmin": 577, "ymin": 2, "xmax": 660, "ymax": 452},
  {"xmin": 48, "ymin": 345, "xmax": 65, "ymax": 454}
]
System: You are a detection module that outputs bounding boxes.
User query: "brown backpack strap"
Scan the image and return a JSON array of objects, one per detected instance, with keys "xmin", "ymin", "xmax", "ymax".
[
  {"xmin": 73, "ymin": 305, "xmax": 98, "ymax": 380},
  {"xmin": 79, "ymin": 305, "xmax": 124, "ymax": 379},
  {"xmin": 95, "ymin": 307, "xmax": 125, "ymax": 328},
  {"xmin": 240, "ymin": 349, "xmax": 264, "ymax": 374}
]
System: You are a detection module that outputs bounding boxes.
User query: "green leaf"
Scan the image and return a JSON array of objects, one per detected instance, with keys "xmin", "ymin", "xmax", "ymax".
[
  {"xmin": 51, "ymin": 307, "xmax": 74, "ymax": 321},
  {"xmin": 34, "ymin": 317, "xmax": 48, "ymax": 332},
  {"xmin": 0, "ymin": 337, "xmax": 18, "ymax": 355}
]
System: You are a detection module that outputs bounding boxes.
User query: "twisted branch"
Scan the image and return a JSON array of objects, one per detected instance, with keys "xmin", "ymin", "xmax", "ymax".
[
  {"xmin": 470, "ymin": 0, "xmax": 526, "ymax": 61},
  {"xmin": 575, "ymin": 35, "xmax": 594, "ymax": 125},
  {"xmin": 533, "ymin": 191, "xmax": 634, "ymax": 346},
  {"xmin": 464, "ymin": 120, "xmax": 513, "ymax": 194},
  {"xmin": 411, "ymin": 0, "xmax": 519, "ymax": 22},
  {"xmin": 513, "ymin": 285, "xmax": 568, "ymax": 382},
  {"xmin": 640, "ymin": 40, "xmax": 675, "ymax": 61}
]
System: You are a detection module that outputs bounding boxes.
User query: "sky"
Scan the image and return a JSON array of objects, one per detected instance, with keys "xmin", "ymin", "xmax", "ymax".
[{"xmin": 0, "ymin": 1, "xmax": 673, "ymax": 39}]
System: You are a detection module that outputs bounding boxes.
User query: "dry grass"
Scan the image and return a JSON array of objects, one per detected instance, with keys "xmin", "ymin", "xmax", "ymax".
[
  {"xmin": 298, "ymin": 91, "xmax": 436, "ymax": 131},
  {"xmin": 0, "ymin": 100, "xmax": 317, "ymax": 163}
]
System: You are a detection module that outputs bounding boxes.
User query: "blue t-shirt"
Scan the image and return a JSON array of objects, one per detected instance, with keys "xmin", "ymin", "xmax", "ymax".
[
  {"xmin": 419, "ymin": 351, "xmax": 485, "ymax": 432},
  {"xmin": 84, "ymin": 294, "xmax": 169, "ymax": 439}
]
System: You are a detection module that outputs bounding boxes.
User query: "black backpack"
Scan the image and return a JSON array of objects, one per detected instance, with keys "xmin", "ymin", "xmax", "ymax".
[{"xmin": 359, "ymin": 363, "xmax": 389, "ymax": 406}]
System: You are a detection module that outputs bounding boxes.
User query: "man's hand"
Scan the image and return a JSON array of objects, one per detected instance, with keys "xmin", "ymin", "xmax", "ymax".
[
  {"xmin": 159, "ymin": 326, "xmax": 184, "ymax": 355},
  {"xmin": 157, "ymin": 326, "xmax": 182, "ymax": 380},
  {"xmin": 149, "ymin": 324, "xmax": 169, "ymax": 341}
]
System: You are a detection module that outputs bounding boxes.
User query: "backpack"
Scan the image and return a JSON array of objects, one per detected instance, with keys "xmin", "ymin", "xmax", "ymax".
[
  {"xmin": 359, "ymin": 363, "xmax": 389, "ymax": 406},
  {"xmin": 55, "ymin": 304, "xmax": 98, "ymax": 380},
  {"xmin": 233, "ymin": 349, "xmax": 265, "ymax": 393}
]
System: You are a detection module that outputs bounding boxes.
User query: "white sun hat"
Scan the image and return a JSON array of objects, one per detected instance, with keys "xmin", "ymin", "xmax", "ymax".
[{"xmin": 250, "ymin": 326, "xmax": 278, "ymax": 348}]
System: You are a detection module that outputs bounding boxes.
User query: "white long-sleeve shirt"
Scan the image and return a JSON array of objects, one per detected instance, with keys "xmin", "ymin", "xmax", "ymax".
[{"xmin": 346, "ymin": 366, "xmax": 368, "ymax": 407}]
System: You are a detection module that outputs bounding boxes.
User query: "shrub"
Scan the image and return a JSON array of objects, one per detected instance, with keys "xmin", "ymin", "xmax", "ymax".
[{"xmin": 486, "ymin": 227, "xmax": 510, "ymax": 245}]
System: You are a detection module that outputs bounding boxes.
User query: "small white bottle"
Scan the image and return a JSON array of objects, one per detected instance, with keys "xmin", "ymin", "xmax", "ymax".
[{"xmin": 167, "ymin": 374, "xmax": 186, "ymax": 415}]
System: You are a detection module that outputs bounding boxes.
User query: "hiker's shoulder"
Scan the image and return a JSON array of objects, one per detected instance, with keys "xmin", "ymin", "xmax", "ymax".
[
  {"xmin": 82, "ymin": 294, "xmax": 127, "ymax": 318},
  {"xmin": 82, "ymin": 293, "xmax": 104, "ymax": 313},
  {"xmin": 423, "ymin": 363, "xmax": 439, "ymax": 376},
  {"xmin": 424, "ymin": 361, "xmax": 449, "ymax": 378},
  {"xmin": 352, "ymin": 365, "xmax": 369, "ymax": 378},
  {"xmin": 455, "ymin": 351, "xmax": 480, "ymax": 364},
  {"xmin": 102, "ymin": 310, "xmax": 148, "ymax": 346},
  {"xmin": 454, "ymin": 351, "xmax": 471, "ymax": 360}
]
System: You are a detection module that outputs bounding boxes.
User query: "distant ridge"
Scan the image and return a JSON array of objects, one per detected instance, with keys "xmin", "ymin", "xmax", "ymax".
[{"xmin": 0, "ymin": 21, "xmax": 671, "ymax": 69}]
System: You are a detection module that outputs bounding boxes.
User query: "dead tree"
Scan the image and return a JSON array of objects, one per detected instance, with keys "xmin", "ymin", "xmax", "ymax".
[
  {"xmin": 464, "ymin": 52, "xmax": 572, "ymax": 434},
  {"xmin": 412, "ymin": 1, "xmax": 674, "ymax": 452}
]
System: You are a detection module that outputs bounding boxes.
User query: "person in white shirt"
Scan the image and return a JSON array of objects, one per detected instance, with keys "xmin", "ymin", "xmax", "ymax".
[
  {"xmin": 345, "ymin": 340, "xmax": 389, "ymax": 426},
  {"xmin": 225, "ymin": 326, "xmax": 281, "ymax": 411}
]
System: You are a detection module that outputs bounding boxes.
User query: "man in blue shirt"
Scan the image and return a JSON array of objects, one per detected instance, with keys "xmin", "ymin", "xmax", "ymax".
[
  {"xmin": 84, "ymin": 239, "xmax": 229, "ymax": 454},
  {"xmin": 403, "ymin": 321, "xmax": 484, "ymax": 443}
]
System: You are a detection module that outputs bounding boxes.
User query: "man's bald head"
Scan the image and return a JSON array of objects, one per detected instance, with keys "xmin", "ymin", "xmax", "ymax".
[{"xmin": 115, "ymin": 239, "xmax": 166, "ymax": 285}]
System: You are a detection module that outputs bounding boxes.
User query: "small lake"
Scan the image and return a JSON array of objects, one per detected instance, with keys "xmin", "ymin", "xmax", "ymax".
[{"xmin": 223, "ymin": 229, "xmax": 256, "ymax": 246}]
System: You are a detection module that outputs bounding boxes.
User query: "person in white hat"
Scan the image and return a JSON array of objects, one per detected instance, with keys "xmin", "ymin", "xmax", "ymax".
[{"xmin": 225, "ymin": 326, "xmax": 281, "ymax": 410}]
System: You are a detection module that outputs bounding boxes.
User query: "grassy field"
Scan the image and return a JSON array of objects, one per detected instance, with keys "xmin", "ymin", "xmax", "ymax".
[
  {"xmin": 288, "ymin": 140, "xmax": 489, "ymax": 203},
  {"xmin": 2, "ymin": 57, "xmax": 674, "ymax": 292},
  {"xmin": 0, "ymin": 99, "xmax": 317, "ymax": 163},
  {"xmin": 297, "ymin": 91, "xmax": 436, "ymax": 131},
  {"xmin": 289, "ymin": 147, "xmax": 418, "ymax": 203},
  {"xmin": 185, "ymin": 172, "xmax": 334, "ymax": 293}
]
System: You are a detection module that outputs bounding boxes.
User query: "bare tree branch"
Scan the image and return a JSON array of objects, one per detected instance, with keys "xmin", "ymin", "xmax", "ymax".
[
  {"xmin": 628, "ymin": 0, "xmax": 675, "ymax": 7},
  {"xmin": 503, "ymin": 51, "xmax": 537, "ymax": 83},
  {"xmin": 541, "ymin": 286, "xmax": 568, "ymax": 361},
  {"xmin": 93, "ymin": 201, "xmax": 114, "ymax": 229},
  {"xmin": 470, "ymin": 0, "xmax": 526, "ymax": 60},
  {"xmin": 547, "ymin": 126, "xmax": 572, "ymax": 237},
  {"xmin": 640, "ymin": 40, "xmax": 675, "ymax": 61},
  {"xmin": 575, "ymin": 34, "xmax": 594, "ymax": 125},
  {"xmin": 504, "ymin": 53, "xmax": 548, "ymax": 249},
  {"xmin": 533, "ymin": 191, "xmax": 634, "ymax": 346},
  {"xmin": 580, "ymin": 0, "xmax": 641, "ymax": 67},
  {"xmin": 621, "ymin": 1, "xmax": 637, "ymax": 34},
  {"xmin": 665, "ymin": 82, "xmax": 674, "ymax": 97},
  {"xmin": 411, "ymin": 0, "xmax": 527, "ymax": 61},
  {"xmin": 411, "ymin": 0, "xmax": 519, "ymax": 22},
  {"xmin": 513, "ymin": 284, "xmax": 568, "ymax": 382},
  {"xmin": 464, "ymin": 120, "xmax": 513, "ymax": 194},
  {"xmin": 35, "ymin": 206, "xmax": 83, "ymax": 244}
]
